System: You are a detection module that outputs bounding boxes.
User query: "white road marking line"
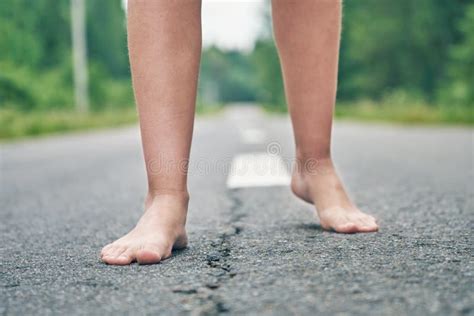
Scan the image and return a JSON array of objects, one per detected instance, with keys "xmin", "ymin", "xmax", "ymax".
[
  {"xmin": 239, "ymin": 128, "xmax": 266, "ymax": 144},
  {"xmin": 226, "ymin": 153, "xmax": 291, "ymax": 189}
]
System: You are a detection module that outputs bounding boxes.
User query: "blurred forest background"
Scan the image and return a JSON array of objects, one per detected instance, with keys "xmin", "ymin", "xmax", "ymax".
[{"xmin": 1, "ymin": 0, "xmax": 473, "ymax": 139}]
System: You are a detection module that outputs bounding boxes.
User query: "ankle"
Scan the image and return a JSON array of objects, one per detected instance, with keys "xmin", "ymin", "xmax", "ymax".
[
  {"xmin": 295, "ymin": 147, "xmax": 331, "ymax": 164},
  {"xmin": 145, "ymin": 189, "xmax": 190, "ymax": 209},
  {"xmin": 294, "ymin": 155, "xmax": 334, "ymax": 178}
]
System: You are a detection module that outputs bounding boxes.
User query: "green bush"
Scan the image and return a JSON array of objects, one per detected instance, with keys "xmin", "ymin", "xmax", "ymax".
[
  {"xmin": 0, "ymin": 61, "xmax": 73, "ymax": 111},
  {"xmin": 0, "ymin": 73, "xmax": 35, "ymax": 110}
]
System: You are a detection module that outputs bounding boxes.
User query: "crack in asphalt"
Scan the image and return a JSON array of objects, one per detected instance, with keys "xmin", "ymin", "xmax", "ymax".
[{"xmin": 172, "ymin": 189, "xmax": 246, "ymax": 315}]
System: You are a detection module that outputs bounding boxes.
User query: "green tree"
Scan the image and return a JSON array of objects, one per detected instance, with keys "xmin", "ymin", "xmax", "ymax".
[
  {"xmin": 0, "ymin": 0, "xmax": 70, "ymax": 69},
  {"xmin": 86, "ymin": 0, "xmax": 129, "ymax": 78},
  {"xmin": 0, "ymin": 0, "xmax": 131, "ymax": 111},
  {"xmin": 250, "ymin": 3, "xmax": 285, "ymax": 109},
  {"xmin": 199, "ymin": 46, "xmax": 257, "ymax": 103},
  {"xmin": 440, "ymin": 3, "xmax": 474, "ymax": 106},
  {"xmin": 339, "ymin": 0, "xmax": 466, "ymax": 101},
  {"xmin": 251, "ymin": 39, "xmax": 285, "ymax": 108}
]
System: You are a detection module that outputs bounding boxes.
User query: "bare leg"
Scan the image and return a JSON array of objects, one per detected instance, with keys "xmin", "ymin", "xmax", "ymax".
[
  {"xmin": 272, "ymin": 0, "xmax": 378, "ymax": 233},
  {"xmin": 101, "ymin": 0, "xmax": 202, "ymax": 264}
]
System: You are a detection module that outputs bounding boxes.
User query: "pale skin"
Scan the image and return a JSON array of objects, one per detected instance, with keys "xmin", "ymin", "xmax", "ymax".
[{"xmin": 101, "ymin": 0, "xmax": 378, "ymax": 265}]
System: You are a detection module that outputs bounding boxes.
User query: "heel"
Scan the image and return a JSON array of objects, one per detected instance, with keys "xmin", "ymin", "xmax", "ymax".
[
  {"xmin": 173, "ymin": 233, "xmax": 188, "ymax": 250},
  {"xmin": 291, "ymin": 172, "xmax": 313, "ymax": 204}
]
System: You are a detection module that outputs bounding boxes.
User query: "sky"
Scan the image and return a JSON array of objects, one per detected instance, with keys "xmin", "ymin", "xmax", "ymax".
[
  {"xmin": 122, "ymin": 0, "xmax": 266, "ymax": 52},
  {"xmin": 202, "ymin": 0, "xmax": 265, "ymax": 51}
]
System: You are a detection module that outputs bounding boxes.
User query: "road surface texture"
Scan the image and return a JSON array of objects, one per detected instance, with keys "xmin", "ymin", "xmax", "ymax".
[{"xmin": 1, "ymin": 106, "xmax": 473, "ymax": 315}]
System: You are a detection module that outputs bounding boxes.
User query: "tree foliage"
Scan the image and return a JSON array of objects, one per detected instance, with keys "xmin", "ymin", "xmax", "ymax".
[
  {"xmin": 0, "ymin": 0, "xmax": 472, "ymax": 114},
  {"xmin": 251, "ymin": 0, "xmax": 473, "ymax": 109},
  {"xmin": 0, "ymin": 0, "xmax": 132, "ymax": 111}
]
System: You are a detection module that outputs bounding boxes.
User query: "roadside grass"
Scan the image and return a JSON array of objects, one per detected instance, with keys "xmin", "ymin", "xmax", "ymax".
[
  {"xmin": 1, "ymin": 99, "xmax": 472, "ymax": 141},
  {"xmin": 0, "ymin": 107, "xmax": 138, "ymax": 140},
  {"xmin": 0, "ymin": 103, "xmax": 223, "ymax": 141},
  {"xmin": 335, "ymin": 100, "xmax": 473, "ymax": 125},
  {"xmin": 264, "ymin": 99, "xmax": 473, "ymax": 126}
]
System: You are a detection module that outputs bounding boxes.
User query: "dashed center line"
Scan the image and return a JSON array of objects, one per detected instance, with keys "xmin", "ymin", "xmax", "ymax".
[{"xmin": 226, "ymin": 153, "xmax": 291, "ymax": 189}]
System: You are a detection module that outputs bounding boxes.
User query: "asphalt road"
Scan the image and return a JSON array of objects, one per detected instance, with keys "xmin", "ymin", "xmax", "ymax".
[{"xmin": 1, "ymin": 106, "xmax": 473, "ymax": 315}]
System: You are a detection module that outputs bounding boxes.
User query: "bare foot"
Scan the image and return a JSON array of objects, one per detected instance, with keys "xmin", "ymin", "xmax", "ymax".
[
  {"xmin": 291, "ymin": 158, "xmax": 378, "ymax": 233},
  {"xmin": 101, "ymin": 193, "xmax": 189, "ymax": 265}
]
